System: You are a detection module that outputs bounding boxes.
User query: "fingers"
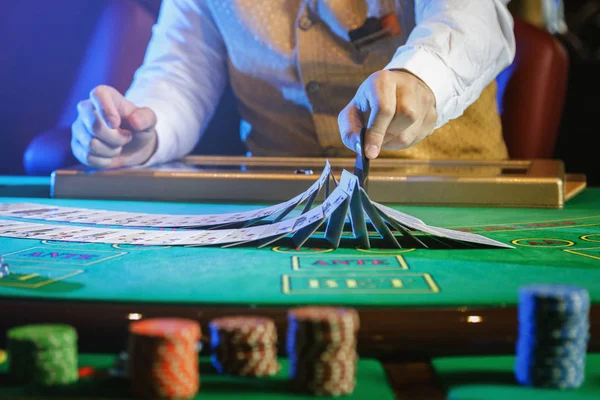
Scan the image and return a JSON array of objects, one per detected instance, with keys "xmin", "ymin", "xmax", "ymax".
[
  {"xmin": 72, "ymin": 85, "xmax": 158, "ymax": 169},
  {"xmin": 89, "ymin": 85, "xmax": 136, "ymax": 129},
  {"xmin": 76, "ymin": 100, "xmax": 132, "ymax": 148},
  {"xmin": 74, "ymin": 123, "xmax": 123, "ymax": 158},
  {"xmin": 339, "ymin": 70, "xmax": 438, "ymax": 157},
  {"xmin": 71, "ymin": 136, "xmax": 113, "ymax": 168},
  {"xmin": 338, "ymin": 101, "xmax": 364, "ymax": 153}
]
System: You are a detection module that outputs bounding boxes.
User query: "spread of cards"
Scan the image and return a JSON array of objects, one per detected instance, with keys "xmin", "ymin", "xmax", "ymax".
[{"xmin": 0, "ymin": 162, "xmax": 512, "ymax": 249}]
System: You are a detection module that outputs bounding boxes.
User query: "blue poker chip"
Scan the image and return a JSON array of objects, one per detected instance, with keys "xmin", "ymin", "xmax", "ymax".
[
  {"xmin": 519, "ymin": 284, "xmax": 590, "ymax": 315},
  {"xmin": 515, "ymin": 284, "xmax": 589, "ymax": 389},
  {"xmin": 518, "ymin": 324, "xmax": 590, "ymax": 341},
  {"xmin": 0, "ymin": 261, "xmax": 9, "ymax": 278},
  {"xmin": 516, "ymin": 341, "xmax": 588, "ymax": 360}
]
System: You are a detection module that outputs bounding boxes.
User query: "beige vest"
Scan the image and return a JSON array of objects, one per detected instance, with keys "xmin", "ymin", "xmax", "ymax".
[{"xmin": 206, "ymin": 0, "xmax": 508, "ymax": 160}]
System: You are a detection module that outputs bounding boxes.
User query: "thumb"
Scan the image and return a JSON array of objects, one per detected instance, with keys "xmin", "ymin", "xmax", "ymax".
[
  {"xmin": 126, "ymin": 107, "xmax": 157, "ymax": 132},
  {"xmin": 338, "ymin": 100, "xmax": 365, "ymax": 154}
]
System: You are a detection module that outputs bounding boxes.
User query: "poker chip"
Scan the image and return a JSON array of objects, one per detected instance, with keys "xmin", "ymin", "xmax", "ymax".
[
  {"xmin": 0, "ymin": 258, "xmax": 9, "ymax": 278},
  {"xmin": 209, "ymin": 316, "xmax": 280, "ymax": 377},
  {"xmin": 287, "ymin": 307, "xmax": 359, "ymax": 396},
  {"xmin": 515, "ymin": 284, "xmax": 590, "ymax": 389},
  {"xmin": 129, "ymin": 318, "xmax": 201, "ymax": 399},
  {"xmin": 7, "ymin": 324, "xmax": 78, "ymax": 388}
]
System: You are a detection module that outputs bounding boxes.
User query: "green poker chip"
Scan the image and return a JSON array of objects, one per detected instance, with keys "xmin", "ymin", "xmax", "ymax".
[
  {"xmin": 8, "ymin": 324, "xmax": 77, "ymax": 350},
  {"xmin": 7, "ymin": 324, "xmax": 78, "ymax": 387}
]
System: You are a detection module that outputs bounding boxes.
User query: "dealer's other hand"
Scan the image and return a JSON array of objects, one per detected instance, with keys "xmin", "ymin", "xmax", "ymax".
[
  {"xmin": 338, "ymin": 70, "xmax": 437, "ymax": 159},
  {"xmin": 71, "ymin": 85, "xmax": 158, "ymax": 168}
]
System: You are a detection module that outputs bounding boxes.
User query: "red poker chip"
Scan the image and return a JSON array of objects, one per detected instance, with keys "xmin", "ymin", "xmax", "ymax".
[
  {"xmin": 129, "ymin": 319, "xmax": 200, "ymax": 399},
  {"xmin": 130, "ymin": 318, "xmax": 201, "ymax": 341},
  {"xmin": 78, "ymin": 366, "xmax": 96, "ymax": 378}
]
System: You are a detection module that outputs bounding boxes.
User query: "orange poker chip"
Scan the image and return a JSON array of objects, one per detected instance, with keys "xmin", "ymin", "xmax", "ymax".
[{"xmin": 129, "ymin": 318, "xmax": 201, "ymax": 341}]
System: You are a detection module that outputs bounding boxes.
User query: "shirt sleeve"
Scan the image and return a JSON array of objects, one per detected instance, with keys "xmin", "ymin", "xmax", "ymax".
[
  {"xmin": 384, "ymin": 0, "xmax": 516, "ymax": 128},
  {"xmin": 125, "ymin": 0, "xmax": 228, "ymax": 165}
]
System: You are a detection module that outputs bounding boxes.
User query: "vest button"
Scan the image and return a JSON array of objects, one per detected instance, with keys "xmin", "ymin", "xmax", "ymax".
[
  {"xmin": 306, "ymin": 81, "xmax": 320, "ymax": 93},
  {"xmin": 298, "ymin": 16, "xmax": 313, "ymax": 31}
]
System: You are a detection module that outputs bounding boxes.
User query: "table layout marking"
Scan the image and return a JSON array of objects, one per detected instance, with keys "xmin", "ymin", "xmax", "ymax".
[
  {"xmin": 511, "ymin": 238, "xmax": 576, "ymax": 248},
  {"xmin": 291, "ymin": 255, "xmax": 409, "ymax": 271},
  {"xmin": 112, "ymin": 244, "xmax": 172, "ymax": 250},
  {"xmin": 581, "ymin": 234, "xmax": 600, "ymax": 243},
  {"xmin": 0, "ymin": 266, "xmax": 83, "ymax": 289},
  {"xmin": 282, "ymin": 273, "xmax": 440, "ymax": 295},
  {"xmin": 355, "ymin": 247, "xmax": 417, "ymax": 254},
  {"xmin": 272, "ymin": 246, "xmax": 334, "ymax": 254},
  {"xmin": 1, "ymin": 247, "xmax": 127, "ymax": 266},
  {"xmin": 449, "ymin": 215, "xmax": 600, "ymax": 234},
  {"xmin": 563, "ymin": 247, "xmax": 600, "ymax": 262}
]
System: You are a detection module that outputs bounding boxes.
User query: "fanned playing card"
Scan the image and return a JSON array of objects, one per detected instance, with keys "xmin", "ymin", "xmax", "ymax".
[
  {"xmin": 292, "ymin": 206, "xmax": 326, "ymax": 248},
  {"xmin": 358, "ymin": 187, "xmax": 401, "ymax": 248},
  {"xmin": 0, "ymin": 161, "xmax": 515, "ymax": 250}
]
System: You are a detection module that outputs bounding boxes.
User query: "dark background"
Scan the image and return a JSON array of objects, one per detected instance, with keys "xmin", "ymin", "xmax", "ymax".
[{"xmin": 0, "ymin": 0, "xmax": 598, "ymax": 184}]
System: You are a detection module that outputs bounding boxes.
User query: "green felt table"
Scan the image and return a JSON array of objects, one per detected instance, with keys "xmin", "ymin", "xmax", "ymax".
[
  {"xmin": 433, "ymin": 353, "xmax": 600, "ymax": 399},
  {"xmin": 0, "ymin": 177, "xmax": 599, "ymax": 356},
  {"xmin": 0, "ymin": 354, "xmax": 395, "ymax": 399}
]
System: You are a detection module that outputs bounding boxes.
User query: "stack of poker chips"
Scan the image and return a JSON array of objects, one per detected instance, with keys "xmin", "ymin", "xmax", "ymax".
[
  {"xmin": 209, "ymin": 316, "xmax": 280, "ymax": 376},
  {"xmin": 128, "ymin": 318, "xmax": 201, "ymax": 399},
  {"xmin": 0, "ymin": 257, "xmax": 9, "ymax": 278},
  {"xmin": 287, "ymin": 307, "xmax": 359, "ymax": 396},
  {"xmin": 515, "ymin": 284, "xmax": 590, "ymax": 389},
  {"xmin": 7, "ymin": 324, "xmax": 78, "ymax": 388}
]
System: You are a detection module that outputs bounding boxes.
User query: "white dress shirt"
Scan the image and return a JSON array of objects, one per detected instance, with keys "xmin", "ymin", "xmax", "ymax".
[{"xmin": 125, "ymin": 0, "xmax": 515, "ymax": 165}]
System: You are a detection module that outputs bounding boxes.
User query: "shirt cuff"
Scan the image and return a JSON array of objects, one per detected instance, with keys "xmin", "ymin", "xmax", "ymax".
[{"xmin": 384, "ymin": 46, "xmax": 457, "ymax": 128}]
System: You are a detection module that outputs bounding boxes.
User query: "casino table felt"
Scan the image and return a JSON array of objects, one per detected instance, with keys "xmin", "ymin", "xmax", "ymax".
[
  {"xmin": 1, "ymin": 177, "xmax": 600, "ymax": 355},
  {"xmin": 433, "ymin": 353, "xmax": 600, "ymax": 399},
  {"xmin": 0, "ymin": 355, "xmax": 395, "ymax": 399},
  {"xmin": 1, "ymin": 182, "xmax": 600, "ymax": 305}
]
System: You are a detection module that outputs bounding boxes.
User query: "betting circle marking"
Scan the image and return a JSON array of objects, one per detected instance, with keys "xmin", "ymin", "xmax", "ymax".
[
  {"xmin": 272, "ymin": 246, "xmax": 334, "ymax": 254},
  {"xmin": 355, "ymin": 247, "xmax": 416, "ymax": 254},
  {"xmin": 111, "ymin": 244, "xmax": 171, "ymax": 250},
  {"xmin": 511, "ymin": 238, "xmax": 575, "ymax": 248},
  {"xmin": 580, "ymin": 234, "xmax": 600, "ymax": 243}
]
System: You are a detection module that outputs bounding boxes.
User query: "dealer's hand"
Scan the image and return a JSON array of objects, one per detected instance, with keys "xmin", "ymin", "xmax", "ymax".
[
  {"xmin": 338, "ymin": 70, "xmax": 437, "ymax": 159},
  {"xmin": 71, "ymin": 85, "xmax": 158, "ymax": 168}
]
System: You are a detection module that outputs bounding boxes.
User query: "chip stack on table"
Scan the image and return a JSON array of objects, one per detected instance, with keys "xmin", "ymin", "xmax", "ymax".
[
  {"xmin": 128, "ymin": 318, "xmax": 201, "ymax": 399},
  {"xmin": 0, "ymin": 257, "xmax": 9, "ymax": 278},
  {"xmin": 209, "ymin": 316, "xmax": 280, "ymax": 376},
  {"xmin": 287, "ymin": 307, "xmax": 360, "ymax": 396},
  {"xmin": 7, "ymin": 324, "xmax": 78, "ymax": 389},
  {"xmin": 515, "ymin": 284, "xmax": 591, "ymax": 389}
]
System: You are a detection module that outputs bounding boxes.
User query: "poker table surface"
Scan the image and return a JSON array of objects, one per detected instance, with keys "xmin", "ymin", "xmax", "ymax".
[
  {"xmin": 0, "ymin": 176, "xmax": 599, "ymax": 358},
  {"xmin": 0, "ymin": 355, "xmax": 396, "ymax": 399}
]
